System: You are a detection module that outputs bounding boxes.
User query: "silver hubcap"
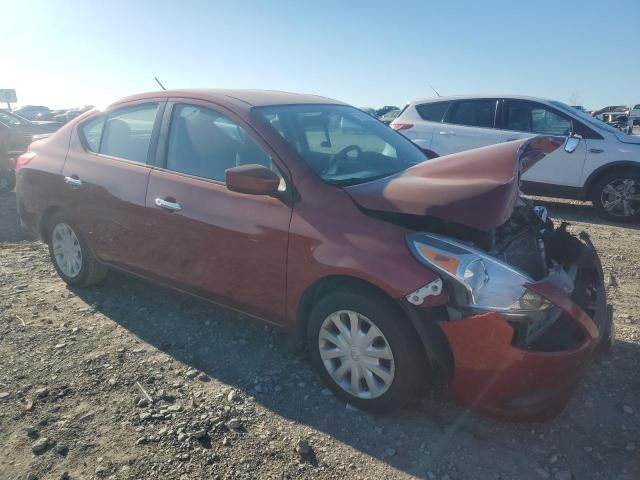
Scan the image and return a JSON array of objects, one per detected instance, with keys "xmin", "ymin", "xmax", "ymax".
[
  {"xmin": 52, "ymin": 223, "xmax": 83, "ymax": 278},
  {"xmin": 601, "ymin": 178, "xmax": 640, "ymax": 217},
  {"xmin": 319, "ymin": 310, "xmax": 395, "ymax": 399}
]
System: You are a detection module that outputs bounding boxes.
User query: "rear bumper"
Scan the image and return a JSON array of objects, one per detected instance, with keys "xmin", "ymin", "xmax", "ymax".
[{"xmin": 439, "ymin": 232, "xmax": 613, "ymax": 422}]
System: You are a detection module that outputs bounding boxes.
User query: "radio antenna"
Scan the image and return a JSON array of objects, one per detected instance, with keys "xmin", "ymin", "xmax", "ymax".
[
  {"xmin": 154, "ymin": 77, "xmax": 166, "ymax": 90},
  {"xmin": 429, "ymin": 84, "xmax": 441, "ymax": 97}
]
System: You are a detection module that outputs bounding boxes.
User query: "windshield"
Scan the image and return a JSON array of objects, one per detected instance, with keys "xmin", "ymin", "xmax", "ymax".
[
  {"xmin": 550, "ymin": 100, "xmax": 621, "ymax": 135},
  {"xmin": 255, "ymin": 104, "xmax": 426, "ymax": 185}
]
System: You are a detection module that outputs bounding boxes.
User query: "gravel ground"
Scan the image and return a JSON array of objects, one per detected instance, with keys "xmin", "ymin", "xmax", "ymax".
[{"xmin": 0, "ymin": 191, "xmax": 639, "ymax": 480}]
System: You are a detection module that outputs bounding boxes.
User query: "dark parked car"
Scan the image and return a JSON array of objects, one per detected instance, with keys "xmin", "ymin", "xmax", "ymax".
[
  {"xmin": 379, "ymin": 108, "xmax": 401, "ymax": 125},
  {"xmin": 376, "ymin": 105, "xmax": 400, "ymax": 117},
  {"xmin": 0, "ymin": 110, "xmax": 61, "ymax": 192},
  {"xmin": 53, "ymin": 106, "xmax": 95, "ymax": 124},
  {"xmin": 13, "ymin": 105, "xmax": 53, "ymax": 121},
  {"xmin": 16, "ymin": 90, "xmax": 613, "ymax": 421}
]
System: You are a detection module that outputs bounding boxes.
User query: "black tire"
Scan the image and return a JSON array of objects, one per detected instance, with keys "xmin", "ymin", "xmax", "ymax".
[
  {"xmin": 306, "ymin": 289, "xmax": 427, "ymax": 413},
  {"xmin": 0, "ymin": 170, "xmax": 16, "ymax": 194},
  {"xmin": 591, "ymin": 169, "xmax": 640, "ymax": 223},
  {"xmin": 47, "ymin": 211, "xmax": 108, "ymax": 287}
]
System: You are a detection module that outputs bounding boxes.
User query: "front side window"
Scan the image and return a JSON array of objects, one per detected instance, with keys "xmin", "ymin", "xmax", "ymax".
[
  {"xmin": 504, "ymin": 100, "xmax": 571, "ymax": 135},
  {"xmin": 416, "ymin": 101, "xmax": 451, "ymax": 122},
  {"xmin": 166, "ymin": 104, "xmax": 274, "ymax": 182},
  {"xmin": 256, "ymin": 104, "xmax": 426, "ymax": 185},
  {"xmin": 100, "ymin": 103, "xmax": 159, "ymax": 163},
  {"xmin": 448, "ymin": 100, "xmax": 496, "ymax": 128}
]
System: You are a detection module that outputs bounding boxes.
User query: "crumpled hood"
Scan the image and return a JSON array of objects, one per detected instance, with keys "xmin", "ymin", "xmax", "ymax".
[{"xmin": 345, "ymin": 136, "xmax": 563, "ymax": 231}]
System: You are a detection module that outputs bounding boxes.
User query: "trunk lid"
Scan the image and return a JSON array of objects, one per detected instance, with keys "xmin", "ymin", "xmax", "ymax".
[{"xmin": 345, "ymin": 136, "xmax": 562, "ymax": 231}]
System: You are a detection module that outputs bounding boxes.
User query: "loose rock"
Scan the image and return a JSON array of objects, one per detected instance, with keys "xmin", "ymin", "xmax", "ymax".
[{"xmin": 31, "ymin": 437, "xmax": 51, "ymax": 454}]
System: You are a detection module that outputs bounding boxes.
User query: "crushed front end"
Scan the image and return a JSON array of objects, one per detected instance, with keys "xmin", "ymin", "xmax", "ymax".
[{"xmin": 406, "ymin": 201, "xmax": 614, "ymax": 422}]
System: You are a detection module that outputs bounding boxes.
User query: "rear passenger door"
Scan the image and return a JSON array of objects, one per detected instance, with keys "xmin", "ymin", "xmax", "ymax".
[
  {"xmin": 62, "ymin": 100, "xmax": 164, "ymax": 269},
  {"xmin": 498, "ymin": 99, "xmax": 586, "ymax": 187},
  {"xmin": 431, "ymin": 99, "xmax": 501, "ymax": 156},
  {"xmin": 142, "ymin": 100, "xmax": 292, "ymax": 323}
]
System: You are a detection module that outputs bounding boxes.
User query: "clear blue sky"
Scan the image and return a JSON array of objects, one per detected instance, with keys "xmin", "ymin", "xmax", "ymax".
[{"xmin": 2, "ymin": 0, "xmax": 639, "ymax": 110}]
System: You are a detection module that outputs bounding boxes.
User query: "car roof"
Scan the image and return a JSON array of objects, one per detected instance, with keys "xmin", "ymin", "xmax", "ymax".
[
  {"xmin": 408, "ymin": 94, "xmax": 558, "ymax": 105},
  {"xmin": 110, "ymin": 89, "xmax": 345, "ymax": 111}
]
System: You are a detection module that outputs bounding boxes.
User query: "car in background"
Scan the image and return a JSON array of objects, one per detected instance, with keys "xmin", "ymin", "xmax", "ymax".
[
  {"xmin": 391, "ymin": 95, "xmax": 640, "ymax": 222},
  {"xmin": 592, "ymin": 105, "xmax": 629, "ymax": 120},
  {"xmin": 628, "ymin": 104, "xmax": 640, "ymax": 128},
  {"xmin": 53, "ymin": 106, "xmax": 95, "ymax": 124},
  {"xmin": 13, "ymin": 105, "xmax": 53, "ymax": 121},
  {"xmin": 376, "ymin": 105, "xmax": 400, "ymax": 118},
  {"xmin": 0, "ymin": 110, "xmax": 62, "ymax": 193},
  {"xmin": 571, "ymin": 105, "xmax": 587, "ymax": 112},
  {"xmin": 379, "ymin": 108, "xmax": 401, "ymax": 125},
  {"xmin": 15, "ymin": 89, "xmax": 612, "ymax": 422}
]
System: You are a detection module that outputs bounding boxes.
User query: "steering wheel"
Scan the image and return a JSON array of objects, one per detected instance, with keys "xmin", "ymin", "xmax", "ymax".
[{"xmin": 322, "ymin": 145, "xmax": 363, "ymax": 176}]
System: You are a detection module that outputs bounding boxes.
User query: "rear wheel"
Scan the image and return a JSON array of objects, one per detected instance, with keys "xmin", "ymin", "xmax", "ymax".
[
  {"xmin": 306, "ymin": 289, "xmax": 427, "ymax": 413},
  {"xmin": 591, "ymin": 170, "xmax": 640, "ymax": 223},
  {"xmin": 0, "ymin": 169, "xmax": 16, "ymax": 194},
  {"xmin": 47, "ymin": 211, "xmax": 108, "ymax": 287}
]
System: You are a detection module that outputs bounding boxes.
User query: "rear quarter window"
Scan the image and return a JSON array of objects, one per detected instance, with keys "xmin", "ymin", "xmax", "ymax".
[
  {"xmin": 79, "ymin": 116, "xmax": 105, "ymax": 152},
  {"xmin": 415, "ymin": 101, "xmax": 451, "ymax": 122}
]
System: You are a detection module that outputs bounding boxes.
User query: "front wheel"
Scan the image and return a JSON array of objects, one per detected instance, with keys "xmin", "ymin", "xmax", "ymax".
[
  {"xmin": 47, "ymin": 211, "xmax": 108, "ymax": 287},
  {"xmin": 306, "ymin": 290, "xmax": 427, "ymax": 413},
  {"xmin": 591, "ymin": 170, "xmax": 640, "ymax": 223},
  {"xmin": 0, "ymin": 169, "xmax": 16, "ymax": 194}
]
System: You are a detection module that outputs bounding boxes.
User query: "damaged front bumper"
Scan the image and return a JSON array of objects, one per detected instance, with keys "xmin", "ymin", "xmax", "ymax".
[{"xmin": 439, "ymin": 232, "xmax": 613, "ymax": 422}]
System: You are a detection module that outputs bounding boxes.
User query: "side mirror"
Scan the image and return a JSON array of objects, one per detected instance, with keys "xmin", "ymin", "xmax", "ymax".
[
  {"xmin": 225, "ymin": 164, "xmax": 281, "ymax": 195},
  {"xmin": 564, "ymin": 136, "xmax": 581, "ymax": 154}
]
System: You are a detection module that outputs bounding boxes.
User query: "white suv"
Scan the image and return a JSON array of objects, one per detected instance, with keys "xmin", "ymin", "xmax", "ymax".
[{"xmin": 392, "ymin": 95, "xmax": 640, "ymax": 222}]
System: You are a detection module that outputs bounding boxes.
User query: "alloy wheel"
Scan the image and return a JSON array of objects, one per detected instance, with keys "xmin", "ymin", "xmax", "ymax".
[
  {"xmin": 600, "ymin": 178, "xmax": 640, "ymax": 218},
  {"xmin": 318, "ymin": 310, "xmax": 395, "ymax": 399},
  {"xmin": 52, "ymin": 223, "xmax": 83, "ymax": 278}
]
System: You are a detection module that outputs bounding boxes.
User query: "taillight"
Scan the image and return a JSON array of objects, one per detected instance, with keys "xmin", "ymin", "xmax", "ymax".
[
  {"xmin": 390, "ymin": 123, "xmax": 413, "ymax": 131},
  {"xmin": 15, "ymin": 152, "xmax": 36, "ymax": 172}
]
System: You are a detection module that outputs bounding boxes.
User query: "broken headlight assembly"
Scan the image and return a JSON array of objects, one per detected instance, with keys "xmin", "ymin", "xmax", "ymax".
[{"xmin": 406, "ymin": 233, "xmax": 559, "ymax": 327}]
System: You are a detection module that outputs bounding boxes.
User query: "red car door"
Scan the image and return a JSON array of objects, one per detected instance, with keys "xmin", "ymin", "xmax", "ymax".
[
  {"xmin": 61, "ymin": 100, "xmax": 164, "ymax": 269},
  {"xmin": 142, "ymin": 100, "xmax": 292, "ymax": 323}
]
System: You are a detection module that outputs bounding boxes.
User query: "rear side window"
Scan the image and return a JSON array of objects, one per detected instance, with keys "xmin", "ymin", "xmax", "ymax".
[
  {"xmin": 100, "ymin": 103, "xmax": 159, "ymax": 163},
  {"xmin": 503, "ymin": 100, "xmax": 572, "ymax": 135},
  {"xmin": 79, "ymin": 116, "xmax": 105, "ymax": 152},
  {"xmin": 415, "ymin": 101, "xmax": 451, "ymax": 122},
  {"xmin": 448, "ymin": 100, "xmax": 496, "ymax": 128},
  {"xmin": 166, "ymin": 104, "xmax": 275, "ymax": 182}
]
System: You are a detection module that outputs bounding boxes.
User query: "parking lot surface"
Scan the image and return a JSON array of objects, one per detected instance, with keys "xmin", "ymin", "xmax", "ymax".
[{"xmin": 1, "ymin": 192, "xmax": 638, "ymax": 480}]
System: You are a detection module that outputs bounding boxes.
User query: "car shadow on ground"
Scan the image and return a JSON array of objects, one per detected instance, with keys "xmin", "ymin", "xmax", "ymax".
[
  {"xmin": 67, "ymin": 268, "xmax": 640, "ymax": 479},
  {"xmin": 0, "ymin": 191, "xmax": 34, "ymax": 242},
  {"xmin": 4, "ymin": 191, "xmax": 639, "ymax": 478}
]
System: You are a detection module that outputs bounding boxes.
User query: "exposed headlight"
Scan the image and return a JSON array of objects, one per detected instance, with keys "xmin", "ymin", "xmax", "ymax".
[{"xmin": 406, "ymin": 233, "xmax": 553, "ymax": 317}]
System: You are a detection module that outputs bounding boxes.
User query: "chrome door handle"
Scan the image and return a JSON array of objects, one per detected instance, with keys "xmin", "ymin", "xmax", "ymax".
[
  {"xmin": 155, "ymin": 198, "xmax": 182, "ymax": 212},
  {"xmin": 439, "ymin": 131, "xmax": 455, "ymax": 136},
  {"xmin": 64, "ymin": 176, "xmax": 82, "ymax": 186},
  {"xmin": 589, "ymin": 148, "xmax": 604, "ymax": 154}
]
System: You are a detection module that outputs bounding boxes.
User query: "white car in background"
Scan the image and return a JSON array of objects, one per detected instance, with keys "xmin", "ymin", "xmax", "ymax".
[{"xmin": 391, "ymin": 95, "xmax": 640, "ymax": 222}]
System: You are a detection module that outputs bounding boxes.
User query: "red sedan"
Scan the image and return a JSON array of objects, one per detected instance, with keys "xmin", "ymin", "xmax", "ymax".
[{"xmin": 15, "ymin": 89, "xmax": 613, "ymax": 421}]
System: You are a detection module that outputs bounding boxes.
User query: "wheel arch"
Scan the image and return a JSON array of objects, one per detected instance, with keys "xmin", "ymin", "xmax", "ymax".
[
  {"xmin": 296, "ymin": 274, "xmax": 453, "ymax": 383},
  {"xmin": 39, "ymin": 205, "xmax": 66, "ymax": 242},
  {"xmin": 584, "ymin": 161, "xmax": 640, "ymax": 199}
]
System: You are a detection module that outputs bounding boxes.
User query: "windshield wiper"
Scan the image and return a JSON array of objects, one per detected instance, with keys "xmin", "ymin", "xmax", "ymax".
[{"xmin": 326, "ymin": 172, "xmax": 397, "ymax": 186}]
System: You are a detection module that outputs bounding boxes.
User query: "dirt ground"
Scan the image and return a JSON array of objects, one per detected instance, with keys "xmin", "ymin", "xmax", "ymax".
[{"xmin": 0, "ymin": 190, "xmax": 638, "ymax": 480}]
